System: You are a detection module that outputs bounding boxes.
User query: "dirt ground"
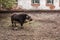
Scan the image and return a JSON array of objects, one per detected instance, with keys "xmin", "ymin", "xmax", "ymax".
[{"xmin": 0, "ymin": 12, "xmax": 60, "ymax": 40}]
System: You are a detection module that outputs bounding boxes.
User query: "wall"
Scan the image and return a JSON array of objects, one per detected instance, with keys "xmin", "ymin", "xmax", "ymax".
[{"xmin": 18, "ymin": 0, "xmax": 60, "ymax": 10}]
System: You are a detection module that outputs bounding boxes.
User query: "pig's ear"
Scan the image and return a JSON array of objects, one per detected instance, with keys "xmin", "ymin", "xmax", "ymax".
[{"xmin": 26, "ymin": 16, "xmax": 29, "ymax": 18}]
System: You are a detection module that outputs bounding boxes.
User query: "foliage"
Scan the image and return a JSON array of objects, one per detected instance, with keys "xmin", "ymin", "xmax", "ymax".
[{"xmin": 0, "ymin": 0, "xmax": 17, "ymax": 9}]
